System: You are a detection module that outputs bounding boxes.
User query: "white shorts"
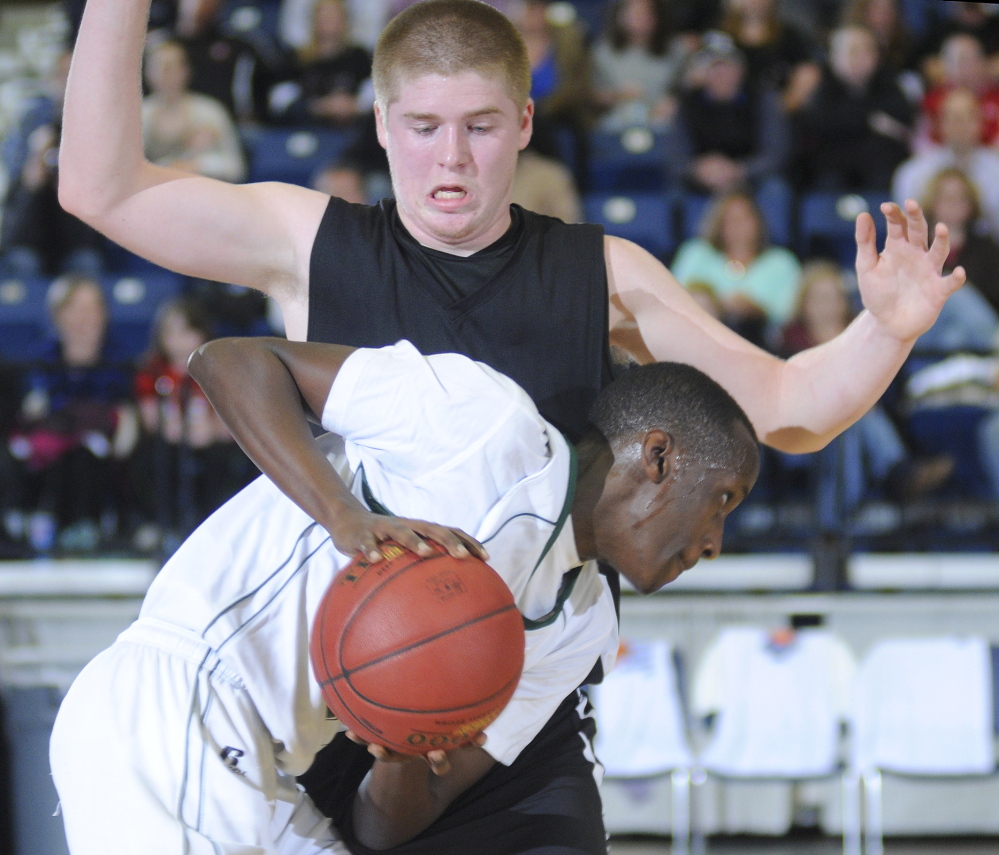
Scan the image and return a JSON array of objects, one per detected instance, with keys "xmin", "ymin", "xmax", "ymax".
[{"xmin": 50, "ymin": 618, "xmax": 348, "ymax": 855}]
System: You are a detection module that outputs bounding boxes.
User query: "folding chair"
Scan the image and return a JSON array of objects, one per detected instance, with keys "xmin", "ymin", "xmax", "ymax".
[
  {"xmin": 799, "ymin": 192, "xmax": 890, "ymax": 267},
  {"xmin": 583, "ymin": 191, "xmax": 675, "ymax": 259},
  {"xmin": 589, "ymin": 639, "xmax": 694, "ymax": 852},
  {"xmin": 244, "ymin": 126, "xmax": 359, "ymax": 186},
  {"xmin": 102, "ymin": 272, "xmax": 185, "ymax": 361},
  {"xmin": 692, "ymin": 625, "xmax": 860, "ymax": 852},
  {"xmin": 849, "ymin": 636, "xmax": 998, "ymax": 855},
  {"xmin": 587, "ymin": 128, "xmax": 670, "ymax": 193},
  {"xmin": 0, "ymin": 276, "xmax": 49, "ymax": 362}
]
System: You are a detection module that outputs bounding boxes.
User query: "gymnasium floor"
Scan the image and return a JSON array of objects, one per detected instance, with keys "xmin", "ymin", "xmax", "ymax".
[{"xmin": 608, "ymin": 836, "xmax": 999, "ymax": 854}]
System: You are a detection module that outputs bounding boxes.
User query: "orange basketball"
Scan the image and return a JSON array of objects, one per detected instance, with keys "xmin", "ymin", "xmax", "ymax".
[{"xmin": 310, "ymin": 542, "xmax": 525, "ymax": 755}]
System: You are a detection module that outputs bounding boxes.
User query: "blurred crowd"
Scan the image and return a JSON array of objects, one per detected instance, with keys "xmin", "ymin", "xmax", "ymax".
[{"xmin": 1, "ymin": 0, "xmax": 999, "ymax": 558}]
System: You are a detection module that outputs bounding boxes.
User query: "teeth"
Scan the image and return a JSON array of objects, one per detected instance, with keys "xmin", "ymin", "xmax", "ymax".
[{"xmin": 434, "ymin": 189, "xmax": 465, "ymax": 200}]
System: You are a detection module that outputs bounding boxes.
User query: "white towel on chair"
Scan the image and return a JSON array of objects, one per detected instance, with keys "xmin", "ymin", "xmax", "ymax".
[
  {"xmin": 591, "ymin": 639, "xmax": 693, "ymax": 776},
  {"xmin": 850, "ymin": 635, "xmax": 994, "ymax": 775},
  {"xmin": 693, "ymin": 627, "xmax": 855, "ymax": 777}
]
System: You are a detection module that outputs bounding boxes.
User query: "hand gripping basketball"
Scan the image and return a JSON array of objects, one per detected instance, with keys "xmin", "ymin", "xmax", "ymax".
[{"xmin": 310, "ymin": 541, "xmax": 525, "ymax": 755}]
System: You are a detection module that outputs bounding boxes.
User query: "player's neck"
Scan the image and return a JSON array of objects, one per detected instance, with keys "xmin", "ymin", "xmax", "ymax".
[{"xmin": 570, "ymin": 435, "xmax": 614, "ymax": 562}]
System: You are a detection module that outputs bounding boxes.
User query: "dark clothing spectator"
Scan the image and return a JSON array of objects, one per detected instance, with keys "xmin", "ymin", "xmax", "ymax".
[
  {"xmin": 797, "ymin": 64, "xmax": 915, "ymax": 192},
  {"xmin": 667, "ymin": 44, "xmax": 790, "ymax": 193}
]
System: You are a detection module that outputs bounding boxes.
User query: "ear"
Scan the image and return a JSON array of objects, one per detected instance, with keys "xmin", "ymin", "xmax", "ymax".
[
  {"xmin": 518, "ymin": 99, "xmax": 535, "ymax": 151},
  {"xmin": 640, "ymin": 429, "xmax": 674, "ymax": 484},
  {"xmin": 374, "ymin": 101, "xmax": 388, "ymax": 150}
]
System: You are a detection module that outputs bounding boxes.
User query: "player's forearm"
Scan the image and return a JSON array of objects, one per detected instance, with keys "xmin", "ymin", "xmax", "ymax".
[
  {"xmin": 770, "ymin": 309, "xmax": 912, "ymax": 452},
  {"xmin": 59, "ymin": 0, "xmax": 160, "ymax": 219},
  {"xmin": 353, "ymin": 761, "xmax": 444, "ymax": 850},
  {"xmin": 189, "ymin": 337, "xmax": 363, "ymax": 534},
  {"xmin": 353, "ymin": 744, "xmax": 495, "ymax": 851}
]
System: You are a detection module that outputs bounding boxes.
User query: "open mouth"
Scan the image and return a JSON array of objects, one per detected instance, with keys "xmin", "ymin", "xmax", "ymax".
[{"xmin": 432, "ymin": 186, "xmax": 467, "ymax": 201}]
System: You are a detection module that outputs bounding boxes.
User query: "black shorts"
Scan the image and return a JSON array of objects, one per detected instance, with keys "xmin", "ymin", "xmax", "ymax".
[{"xmin": 299, "ymin": 689, "xmax": 607, "ymax": 855}]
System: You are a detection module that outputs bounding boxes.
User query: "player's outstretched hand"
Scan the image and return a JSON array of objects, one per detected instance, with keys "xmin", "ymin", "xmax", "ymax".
[
  {"xmin": 855, "ymin": 199, "xmax": 966, "ymax": 342},
  {"xmin": 330, "ymin": 505, "xmax": 488, "ymax": 564},
  {"xmin": 345, "ymin": 730, "xmax": 488, "ymax": 776}
]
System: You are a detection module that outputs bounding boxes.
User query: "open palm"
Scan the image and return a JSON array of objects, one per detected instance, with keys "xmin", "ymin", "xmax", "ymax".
[{"xmin": 855, "ymin": 200, "xmax": 966, "ymax": 341}]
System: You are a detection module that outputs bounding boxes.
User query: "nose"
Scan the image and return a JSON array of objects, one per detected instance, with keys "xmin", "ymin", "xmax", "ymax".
[
  {"xmin": 438, "ymin": 125, "xmax": 471, "ymax": 169},
  {"xmin": 699, "ymin": 518, "xmax": 725, "ymax": 561}
]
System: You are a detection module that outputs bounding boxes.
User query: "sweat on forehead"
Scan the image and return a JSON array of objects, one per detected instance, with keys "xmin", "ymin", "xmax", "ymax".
[{"xmin": 372, "ymin": 0, "xmax": 532, "ymax": 109}]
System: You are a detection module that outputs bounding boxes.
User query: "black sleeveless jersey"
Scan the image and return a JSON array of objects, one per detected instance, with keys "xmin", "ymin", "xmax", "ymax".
[{"xmin": 307, "ymin": 198, "xmax": 613, "ymax": 441}]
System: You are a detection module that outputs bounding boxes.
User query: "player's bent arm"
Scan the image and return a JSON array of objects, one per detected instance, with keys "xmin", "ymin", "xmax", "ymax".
[
  {"xmin": 189, "ymin": 337, "xmax": 485, "ymax": 560},
  {"xmin": 605, "ymin": 212, "xmax": 963, "ymax": 453},
  {"xmin": 190, "ymin": 337, "xmax": 360, "ymax": 530},
  {"xmin": 353, "ymin": 744, "xmax": 496, "ymax": 850},
  {"xmin": 61, "ymin": 0, "xmax": 325, "ymax": 332}
]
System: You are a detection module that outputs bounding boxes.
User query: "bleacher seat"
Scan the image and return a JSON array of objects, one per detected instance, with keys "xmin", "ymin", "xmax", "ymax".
[
  {"xmin": 102, "ymin": 272, "xmax": 185, "ymax": 361},
  {"xmin": 588, "ymin": 127, "xmax": 669, "ymax": 192},
  {"xmin": 244, "ymin": 126, "xmax": 359, "ymax": 186},
  {"xmin": 799, "ymin": 191, "xmax": 890, "ymax": 266},
  {"xmin": 0, "ymin": 276, "xmax": 50, "ymax": 363},
  {"xmin": 583, "ymin": 191, "xmax": 674, "ymax": 259}
]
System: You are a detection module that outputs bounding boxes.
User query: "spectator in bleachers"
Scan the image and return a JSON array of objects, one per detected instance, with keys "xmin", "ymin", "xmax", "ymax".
[
  {"xmin": 718, "ymin": 0, "xmax": 821, "ymax": 111},
  {"xmin": 795, "ymin": 24, "xmax": 914, "ymax": 193},
  {"xmin": 131, "ymin": 297, "xmax": 255, "ymax": 551},
  {"xmin": 667, "ymin": 35, "xmax": 791, "ymax": 197},
  {"xmin": 913, "ymin": 166, "xmax": 999, "ymax": 353},
  {"xmin": 893, "ymin": 88, "xmax": 999, "ymax": 239},
  {"xmin": 922, "ymin": 166, "xmax": 999, "ymax": 319},
  {"xmin": 917, "ymin": 33, "xmax": 999, "ymax": 150},
  {"xmin": 279, "ymin": 0, "xmax": 393, "ymax": 52},
  {"xmin": 508, "ymin": 0, "xmax": 595, "ymax": 151},
  {"xmin": 671, "ymin": 190, "xmax": 801, "ymax": 347},
  {"xmin": 6, "ymin": 275, "xmax": 138, "ymax": 554},
  {"xmin": 592, "ymin": 0, "xmax": 691, "ymax": 131},
  {"xmin": 311, "ymin": 161, "xmax": 369, "ymax": 204},
  {"xmin": 511, "ymin": 141, "xmax": 583, "ymax": 222},
  {"xmin": 267, "ymin": 0, "xmax": 372, "ymax": 127},
  {"xmin": 0, "ymin": 51, "xmax": 105, "ymax": 278},
  {"xmin": 142, "ymin": 40, "xmax": 247, "ymax": 183},
  {"xmin": 170, "ymin": 0, "xmax": 279, "ymax": 124},
  {"xmin": 841, "ymin": 0, "xmax": 918, "ymax": 75},
  {"xmin": 779, "ymin": 260, "xmax": 954, "ymax": 506},
  {"xmin": 916, "ymin": 1, "xmax": 999, "ymax": 85}
]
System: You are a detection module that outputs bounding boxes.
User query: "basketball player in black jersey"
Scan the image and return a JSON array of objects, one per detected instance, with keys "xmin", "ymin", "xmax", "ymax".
[{"xmin": 62, "ymin": 0, "xmax": 964, "ymax": 851}]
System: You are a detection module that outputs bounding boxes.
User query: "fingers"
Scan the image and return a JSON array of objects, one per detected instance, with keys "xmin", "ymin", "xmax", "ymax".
[
  {"xmin": 946, "ymin": 264, "xmax": 967, "ymax": 293},
  {"xmin": 880, "ymin": 201, "xmax": 908, "ymax": 244},
  {"xmin": 425, "ymin": 750, "xmax": 451, "ymax": 776},
  {"xmin": 926, "ymin": 221, "xmax": 951, "ymax": 272},
  {"xmin": 854, "ymin": 211, "xmax": 878, "ymax": 274},
  {"xmin": 904, "ymin": 198, "xmax": 929, "ymax": 249}
]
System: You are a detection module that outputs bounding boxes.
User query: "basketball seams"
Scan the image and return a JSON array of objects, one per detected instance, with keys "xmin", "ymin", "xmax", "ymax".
[
  {"xmin": 337, "ymin": 551, "xmax": 506, "ymax": 674},
  {"xmin": 311, "ymin": 544, "xmax": 526, "ymax": 755}
]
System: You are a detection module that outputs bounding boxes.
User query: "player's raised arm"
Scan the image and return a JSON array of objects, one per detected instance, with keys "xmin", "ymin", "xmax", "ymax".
[
  {"xmin": 189, "ymin": 337, "xmax": 485, "ymax": 561},
  {"xmin": 59, "ymin": 0, "xmax": 329, "ymax": 337},
  {"xmin": 606, "ymin": 201, "xmax": 964, "ymax": 454}
]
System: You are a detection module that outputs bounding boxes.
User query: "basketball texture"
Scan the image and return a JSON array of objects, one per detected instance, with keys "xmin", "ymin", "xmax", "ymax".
[{"xmin": 310, "ymin": 542, "xmax": 525, "ymax": 754}]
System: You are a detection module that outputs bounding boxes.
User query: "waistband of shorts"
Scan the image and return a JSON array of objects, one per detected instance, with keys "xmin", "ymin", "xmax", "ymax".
[{"xmin": 118, "ymin": 617, "xmax": 244, "ymax": 687}]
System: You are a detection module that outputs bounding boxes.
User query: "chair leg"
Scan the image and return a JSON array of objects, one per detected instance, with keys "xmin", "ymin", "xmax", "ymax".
[
  {"xmin": 841, "ymin": 771, "xmax": 861, "ymax": 855},
  {"xmin": 670, "ymin": 768, "xmax": 691, "ymax": 855},
  {"xmin": 862, "ymin": 769, "xmax": 884, "ymax": 855}
]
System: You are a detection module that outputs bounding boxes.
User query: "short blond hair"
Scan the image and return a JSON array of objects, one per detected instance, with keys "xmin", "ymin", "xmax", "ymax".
[{"xmin": 373, "ymin": 0, "xmax": 532, "ymax": 109}]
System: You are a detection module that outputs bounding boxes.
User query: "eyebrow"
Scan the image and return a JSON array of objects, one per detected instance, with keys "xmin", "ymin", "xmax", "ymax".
[{"xmin": 402, "ymin": 107, "xmax": 504, "ymax": 121}]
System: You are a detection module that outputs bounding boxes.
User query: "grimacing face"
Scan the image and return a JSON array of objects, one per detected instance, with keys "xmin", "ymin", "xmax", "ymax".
[
  {"xmin": 375, "ymin": 71, "xmax": 533, "ymax": 254},
  {"xmin": 592, "ymin": 423, "xmax": 759, "ymax": 594}
]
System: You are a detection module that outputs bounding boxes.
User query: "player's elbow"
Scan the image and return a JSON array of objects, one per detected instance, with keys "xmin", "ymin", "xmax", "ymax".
[{"xmin": 57, "ymin": 170, "xmax": 115, "ymax": 226}]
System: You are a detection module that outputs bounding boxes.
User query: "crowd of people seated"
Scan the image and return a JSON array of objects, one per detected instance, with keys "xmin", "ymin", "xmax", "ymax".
[{"xmin": 3, "ymin": 0, "xmax": 999, "ymax": 557}]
